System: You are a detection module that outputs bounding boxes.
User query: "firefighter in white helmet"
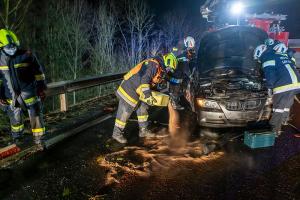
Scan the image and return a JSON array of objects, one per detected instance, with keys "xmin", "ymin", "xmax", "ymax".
[
  {"xmin": 169, "ymin": 36, "xmax": 196, "ymax": 110},
  {"xmin": 254, "ymin": 43, "xmax": 300, "ymax": 136}
]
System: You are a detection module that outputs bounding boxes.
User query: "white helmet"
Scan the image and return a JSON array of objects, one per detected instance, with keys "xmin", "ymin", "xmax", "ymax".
[
  {"xmin": 264, "ymin": 38, "xmax": 275, "ymax": 46},
  {"xmin": 273, "ymin": 42, "xmax": 288, "ymax": 54},
  {"xmin": 253, "ymin": 44, "xmax": 267, "ymax": 61},
  {"xmin": 184, "ymin": 36, "xmax": 195, "ymax": 49}
]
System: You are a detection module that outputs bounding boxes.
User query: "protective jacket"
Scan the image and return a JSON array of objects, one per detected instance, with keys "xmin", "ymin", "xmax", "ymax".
[
  {"xmin": 169, "ymin": 48, "xmax": 195, "ymax": 85},
  {"xmin": 260, "ymin": 50, "xmax": 300, "ymax": 94},
  {"xmin": 0, "ymin": 50, "xmax": 46, "ymax": 106},
  {"xmin": 116, "ymin": 57, "xmax": 165, "ymax": 107}
]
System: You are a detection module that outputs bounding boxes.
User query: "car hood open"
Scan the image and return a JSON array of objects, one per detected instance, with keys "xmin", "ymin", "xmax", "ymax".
[{"xmin": 197, "ymin": 26, "xmax": 268, "ymax": 78}]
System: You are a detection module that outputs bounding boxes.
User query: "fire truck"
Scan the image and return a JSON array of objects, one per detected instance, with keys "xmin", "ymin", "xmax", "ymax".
[{"xmin": 200, "ymin": 0, "xmax": 300, "ymax": 64}]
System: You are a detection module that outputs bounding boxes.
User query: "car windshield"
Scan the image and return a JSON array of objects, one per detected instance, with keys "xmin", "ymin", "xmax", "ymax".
[{"xmin": 197, "ymin": 26, "xmax": 268, "ymax": 78}]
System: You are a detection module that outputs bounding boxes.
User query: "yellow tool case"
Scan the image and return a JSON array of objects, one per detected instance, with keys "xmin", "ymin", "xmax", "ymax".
[{"xmin": 140, "ymin": 91, "xmax": 170, "ymax": 107}]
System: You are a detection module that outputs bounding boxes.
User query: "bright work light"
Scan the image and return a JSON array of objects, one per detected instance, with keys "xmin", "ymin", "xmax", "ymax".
[{"xmin": 230, "ymin": 2, "xmax": 244, "ymax": 15}]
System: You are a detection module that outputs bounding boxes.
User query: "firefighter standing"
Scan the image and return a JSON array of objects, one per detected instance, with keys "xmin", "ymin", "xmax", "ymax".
[
  {"xmin": 169, "ymin": 36, "xmax": 196, "ymax": 110},
  {"xmin": 112, "ymin": 53, "xmax": 178, "ymax": 144},
  {"xmin": 254, "ymin": 44, "xmax": 300, "ymax": 136},
  {"xmin": 0, "ymin": 29, "xmax": 47, "ymax": 145}
]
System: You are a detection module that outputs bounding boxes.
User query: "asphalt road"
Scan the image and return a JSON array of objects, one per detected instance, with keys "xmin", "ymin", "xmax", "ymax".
[{"xmin": 1, "ymin": 108, "xmax": 300, "ymax": 200}]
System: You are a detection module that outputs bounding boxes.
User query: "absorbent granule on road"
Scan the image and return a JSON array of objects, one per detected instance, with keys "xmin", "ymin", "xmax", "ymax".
[{"xmin": 96, "ymin": 132, "xmax": 223, "ymax": 192}]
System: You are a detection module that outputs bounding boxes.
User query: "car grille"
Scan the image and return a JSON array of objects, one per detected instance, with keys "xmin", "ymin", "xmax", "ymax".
[{"xmin": 225, "ymin": 100, "xmax": 261, "ymax": 111}]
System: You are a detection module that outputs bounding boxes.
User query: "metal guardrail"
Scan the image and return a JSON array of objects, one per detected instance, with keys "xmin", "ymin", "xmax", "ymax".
[{"xmin": 45, "ymin": 72, "xmax": 125, "ymax": 112}]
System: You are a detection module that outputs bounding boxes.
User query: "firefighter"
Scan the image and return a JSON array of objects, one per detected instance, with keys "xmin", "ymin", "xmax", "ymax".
[
  {"xmin": 112, "ymin": 53, "xmax": 178, "ymax": 144},
  {"xmin": 254, "ymin": 44, "xmax": 300, "ymax": 136},
  {"xmin": 0, "ymin": 29, "xmax": 47, "ymax": 145},
  {"xmin": 169, "ymin": 36, "xmax": 196, "ymax": 110}
]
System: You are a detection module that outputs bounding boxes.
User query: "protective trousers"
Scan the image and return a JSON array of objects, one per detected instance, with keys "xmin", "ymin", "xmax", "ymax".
[
  {"xmin": 113, "ymin": 98, "xmax": 149, "ymax": 135},
  {"xmin": 1, "ymin": 98, "xmax": 45, "ymax": 138},
  {"xmin": 270, "ymin": 91, "xmax": 295, "ymax": 132}
]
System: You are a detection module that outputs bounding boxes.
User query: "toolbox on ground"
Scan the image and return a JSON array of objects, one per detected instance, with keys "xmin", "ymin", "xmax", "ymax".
[{"xmin": 244, "ymin": 130, "xmax": 276, "ymax": 149}]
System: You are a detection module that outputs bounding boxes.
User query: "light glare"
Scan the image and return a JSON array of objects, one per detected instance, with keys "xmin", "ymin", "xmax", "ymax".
[{"xmin": 230, "ymin": 2, "xmax": 244, "ymax": 15}]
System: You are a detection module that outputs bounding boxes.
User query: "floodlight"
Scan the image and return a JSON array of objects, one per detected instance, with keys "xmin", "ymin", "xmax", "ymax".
[{"xmin": 230, "ymin": 2, "xmax": 244, "ymax": 15}]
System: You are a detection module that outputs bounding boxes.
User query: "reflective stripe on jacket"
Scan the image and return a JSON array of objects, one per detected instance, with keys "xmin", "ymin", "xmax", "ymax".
[{"xmin": 261, "ymin": 51, "xmax": 300, "ymax": 94}]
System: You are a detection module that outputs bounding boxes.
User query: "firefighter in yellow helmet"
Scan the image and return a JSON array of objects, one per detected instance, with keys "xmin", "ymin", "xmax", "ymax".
[
  {"xmin": 112, "ymin": 53, "xmax": 178, "ymax": 144},
  {"xmin": 0, "ymin": 29, "xmax": 47, "ymax": 146}
]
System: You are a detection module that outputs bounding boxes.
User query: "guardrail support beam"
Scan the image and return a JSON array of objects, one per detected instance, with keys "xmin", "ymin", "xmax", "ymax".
[{"xmin": 60, "ymin": 93, "xmax": 68, "ymax": 112}]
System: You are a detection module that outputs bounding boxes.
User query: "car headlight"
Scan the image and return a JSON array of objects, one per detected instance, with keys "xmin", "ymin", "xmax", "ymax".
[{"xmin": 196, "ymin": 98, "xmax": 222, "ymax": 110}]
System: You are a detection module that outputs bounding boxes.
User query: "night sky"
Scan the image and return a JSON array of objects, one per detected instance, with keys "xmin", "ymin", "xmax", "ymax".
[{"xmin": 147, "ymin": 0, "xmax": 300, "ymax": 38}]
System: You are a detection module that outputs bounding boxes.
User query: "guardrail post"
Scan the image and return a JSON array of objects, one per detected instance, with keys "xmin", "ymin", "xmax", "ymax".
[{"xmin": 60, "ymin": 93, "xmax": 68, "ymax": 112}]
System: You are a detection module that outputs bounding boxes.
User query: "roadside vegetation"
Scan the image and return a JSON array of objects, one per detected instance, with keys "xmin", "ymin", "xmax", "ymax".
[{"xmin": 0, "ymin": 0, "xmax": 203, "ymax": 121}]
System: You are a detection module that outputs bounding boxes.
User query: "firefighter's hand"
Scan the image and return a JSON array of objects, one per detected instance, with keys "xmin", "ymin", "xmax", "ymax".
[
  {"xmin": 144, "ymin": 96, "xmax": 157, "ymax": 106},
  {"xmin": 266, "ymin": 97, "xmax": 273, "ymax": 106},
  {"xmin": 0, "ymin": 99, "xmax": 9, "ymax": 105},
  {"xmin": 268, "ymin": 89, "xmax": 273, "ymax": 98},
  {"xmin": 37, "ymin": 89, "xmax": 46, "ymax": 102}
]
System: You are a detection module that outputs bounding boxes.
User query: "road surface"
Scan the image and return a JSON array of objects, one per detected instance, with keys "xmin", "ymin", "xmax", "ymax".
[{"xmin": 1, "ymin": 108, "xmax": 300, "ymax": 200}]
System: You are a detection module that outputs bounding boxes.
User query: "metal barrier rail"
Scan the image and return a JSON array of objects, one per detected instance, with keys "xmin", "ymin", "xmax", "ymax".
[{"xmin": 45, "ymin": 72, "xmax": 125, "ymax": 112}]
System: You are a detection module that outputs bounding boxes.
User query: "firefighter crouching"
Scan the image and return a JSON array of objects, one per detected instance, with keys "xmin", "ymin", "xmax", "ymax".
[
  {"xmin": 254, "ymin": 43, "xmax": 300, "ymax": 136},
  {"xmin": 112, "ymin": 53, "xmax": 178, "ymax": 144},
  {"xmin": 0, "ymin": 29, "xmax": 47, "ymax": 145}
]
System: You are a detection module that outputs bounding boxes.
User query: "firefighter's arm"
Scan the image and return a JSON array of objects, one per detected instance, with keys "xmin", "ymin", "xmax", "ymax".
[
  {"xmin": 262, "ymin": 59, "xmax": 276, "ymax": 89},
  {"xmin": 30, "ymin": 52, "xmax": 47, "ymax": 101},
  {"xmin": 138, "ymin": 62, "xmax": 158, "ymax": 99},
  {"xmin": 169, "ymin": 76, "xmax": 183, "ymax": 85},
  {"xmin": 30, "ymin": 52, "xmax": 47, "ymax": 90}
]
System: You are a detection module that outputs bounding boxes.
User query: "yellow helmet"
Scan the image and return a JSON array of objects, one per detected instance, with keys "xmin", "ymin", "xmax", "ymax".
[
  {"xmin": 163, "ymin": 53, "xmax": 178, "ymax": 72},
  {"xmin": 0, "ymin": 29, "xmax": 20, "ymax": 48}
]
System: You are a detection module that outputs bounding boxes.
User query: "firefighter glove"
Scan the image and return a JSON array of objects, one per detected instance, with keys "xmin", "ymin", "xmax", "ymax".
[
  {"xmin": 0, "ymin": 99, "xmax": 9, "ymax": 105},
  {"xmin": 268, "ymin": 89, "xmax": 273, "ymax": 98},
  {"xmin": 37, "ymin": 88, "xmax": 46, "ymax": 102},
  {"xmin": 144, "ymin": 96, "xmax": 157, "ymax": 106}
]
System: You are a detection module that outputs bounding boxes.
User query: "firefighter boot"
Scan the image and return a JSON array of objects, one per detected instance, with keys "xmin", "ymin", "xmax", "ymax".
[
  {"xmin": 139, "ymin": 127, "xmax": 156, "ymax": 138},
  {"xmin": 112, "ymin": 131, "xmax": 127, "ymax": 144},
  {"xmin": 33, "ymin": 135, "xmax": 45, "ymax": 150}
]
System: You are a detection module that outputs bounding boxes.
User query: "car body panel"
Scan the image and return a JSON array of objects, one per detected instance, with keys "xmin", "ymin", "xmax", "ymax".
[{"xmin": 191, "ymin": 26, "xmax": 271, "ymax": 128}]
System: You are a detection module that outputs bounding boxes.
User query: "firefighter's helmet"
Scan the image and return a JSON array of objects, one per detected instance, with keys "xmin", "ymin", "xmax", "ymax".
[
  {"xmin": 273, "ymin": 42, "xmax": 288, "ymax": 54},
  {"xmin": 184, "ymin": 36, "xmax": 195, "ymax": 49},
  {"xmin": 0, "ymin": 29, "xmax": 20, "ymax": 48},
  {"xmin": 163, "ymin": 53, "xmax": 178, "ymax": 72},
  {"xmin": 253, "ymin": 44, "xmax": 267, "ymax": 61},
  {"xmin": 264, "ymin": 38, "xmax": 275, "ymax": 46}
]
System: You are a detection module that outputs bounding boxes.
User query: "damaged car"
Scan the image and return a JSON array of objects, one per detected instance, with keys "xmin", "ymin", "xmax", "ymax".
[{"xmin": 186, "ymin": 26, "xmax": 272, "ymax": 128}]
